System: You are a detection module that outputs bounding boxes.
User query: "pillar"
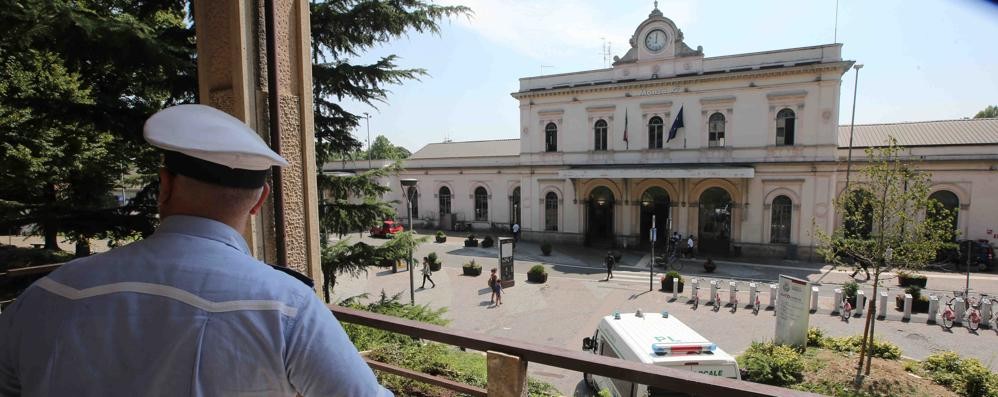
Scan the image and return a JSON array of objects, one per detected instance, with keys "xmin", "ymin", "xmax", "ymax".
[{"xmin": 194, "ymin": 0, "xmax": 321, "ymax": 289}]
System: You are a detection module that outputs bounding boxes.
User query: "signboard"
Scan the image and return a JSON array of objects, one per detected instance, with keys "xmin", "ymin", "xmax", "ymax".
[
  {"xmin": 774, "ymin": 275, "xmax": 811, "ymax": 347},
  {"xmin": 498, "ymin": 238, "xmax": 515, "ymax": 288}
]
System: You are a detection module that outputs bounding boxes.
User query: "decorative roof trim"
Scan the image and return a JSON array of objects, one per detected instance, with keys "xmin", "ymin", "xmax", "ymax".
[{"xmin": 511, "ymin": 62, "xmax": 851, "ymax": 99}]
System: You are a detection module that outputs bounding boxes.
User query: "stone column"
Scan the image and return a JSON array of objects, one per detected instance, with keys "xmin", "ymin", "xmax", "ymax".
[{"xmin": 194, "ymin": 0, "xmax": 322, "ymax": 290}]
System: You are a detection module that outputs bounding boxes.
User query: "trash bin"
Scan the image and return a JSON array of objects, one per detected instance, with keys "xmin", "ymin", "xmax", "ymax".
[{"xmin": 786, "ymin": 244, "xmax": 798, "ymax": 260}]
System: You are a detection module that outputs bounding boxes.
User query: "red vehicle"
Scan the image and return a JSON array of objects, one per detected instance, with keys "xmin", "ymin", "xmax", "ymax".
[{"xmin": 369, "ymin": 220, "xmax": 404, "ymax": 238}]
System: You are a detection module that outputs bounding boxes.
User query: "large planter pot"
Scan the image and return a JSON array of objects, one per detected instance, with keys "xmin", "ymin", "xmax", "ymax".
[
  {"xmin": 430, "ymin": 262, "xmax": 442, "ymax": 272},
  {"xmin": 527, "ymin": 272, "xmax": 548, "ymax": 283},
  {"xmin": 435, "ymin": 236, "xmax": 447, "ymax": 243},
  {"xmin": 464, "ymin": 240, "xmax": 478, "ymax": 248},
  {"xmin": 895, "ymin": 295, "xmax": 930, "ymax": 313},
  {"xmin": 661, "ymin": 278, "xmax": 685, "ymax": 293},
  {"xmin": 898, "ymin": 276, "xmax": 927, "ymax": 288},
  {"xmin": 462, "ymin": 266, "xmax": 482, "ymax": 276}
]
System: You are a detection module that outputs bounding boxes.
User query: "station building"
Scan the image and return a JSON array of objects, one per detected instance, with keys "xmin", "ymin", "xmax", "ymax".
[{"xmin": 326, "ymin": 6, "xmax": 998, "ymax": 260}]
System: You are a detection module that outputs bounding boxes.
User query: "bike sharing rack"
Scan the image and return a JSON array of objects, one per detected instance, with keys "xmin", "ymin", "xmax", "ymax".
[
  {"xmin": 748, "ymin": 283, "xmax": 758, "ymax": 309},
  {"xmin": 855, "ymin": 290, "xmax": 866, "ymax": 316},
  {"xmin": 902, "ymin": 293, "xmax": 913, "ymax": 321},
  {"xmin": 954, "ymin": 297, "xmax": 966, "ymax": 325},
  {"xmin": 768, "ymin": 283, "xmax": 778, "ymax": 309},
  {"xmin": 728, "ymin": 281, "xmax": 738, "ymax": 307},
  {"xmin": 833, "ymin": 288, "xmax": 843, "ymax": 315},
  {"xmin": 981, "ymin": 298, "xmax": 993, "ymax": 329},
  {"xmin": 709, "ymin": 280, "xmax": 719, "ymax": 306},
  {"xmin": 810, "ymin": 286, "xmax": 819, "ymax": 313},
  {"xmin": 928, "ymin": 295, "xmax": 939, "ymax": 324}
]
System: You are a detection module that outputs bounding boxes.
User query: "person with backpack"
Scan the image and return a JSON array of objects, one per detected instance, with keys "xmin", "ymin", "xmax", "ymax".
[
  {"xmin": 488, "ymin": 268, "xmax": 502, "ymax": 305},
  {"xmin": 604, "ymin": 252, "xmax": 615, "ymax": 280}
]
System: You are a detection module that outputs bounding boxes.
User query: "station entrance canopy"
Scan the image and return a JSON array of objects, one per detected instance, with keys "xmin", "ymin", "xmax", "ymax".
[{"xmin": 557, "ymin": 166, "xmax": 754, "ymax": 179}]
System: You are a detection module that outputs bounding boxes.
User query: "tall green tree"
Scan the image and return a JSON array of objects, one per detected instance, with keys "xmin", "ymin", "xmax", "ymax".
[
  {"xmin": 0, "ymin": 0, "xmax": 195, "ymax": 252},
  {"xmin": 368, "ymin": 135, "xmax": 411, "ymax": 160},
  {"xmin": 816, "ymin": 137, "xmax": 955, "ymax": 385},
  {"xmin": 973, "ymin": 105, "xmax": 998, "ymax": 119},
  {"xmin": 309, "ymin": 0, "xmax": 469, "ymax": 299}
]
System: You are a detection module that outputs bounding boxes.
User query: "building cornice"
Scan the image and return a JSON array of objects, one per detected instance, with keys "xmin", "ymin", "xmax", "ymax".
[{"xmin": 510, "ymin": 61, "xmax": 853, "ymax": 100}]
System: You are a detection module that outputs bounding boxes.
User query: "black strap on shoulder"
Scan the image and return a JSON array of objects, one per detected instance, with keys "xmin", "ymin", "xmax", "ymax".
[{"xmin": 269, "ymin": 265, "xmax": 315, "ymax": 288}]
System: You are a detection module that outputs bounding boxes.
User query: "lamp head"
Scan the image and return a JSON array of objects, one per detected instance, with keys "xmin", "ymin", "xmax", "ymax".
[
  {"xmin": 854, "ymin": 64, "xmax": 864, "ymax": 70},
  {"xmin": 400, "ymin": 178, "xmax": 418, "ymax": 187}
]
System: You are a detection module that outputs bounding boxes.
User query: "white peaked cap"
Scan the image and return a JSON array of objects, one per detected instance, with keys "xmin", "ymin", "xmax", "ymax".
[{"xmin": 144, "ymin": 104, "xmax": 288, "ymax": 170}]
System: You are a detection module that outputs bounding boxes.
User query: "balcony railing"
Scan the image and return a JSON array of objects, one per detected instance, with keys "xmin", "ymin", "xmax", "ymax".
[{"xmin": 330, "ymin": 305, "xmax": 821, "ymax": 397}]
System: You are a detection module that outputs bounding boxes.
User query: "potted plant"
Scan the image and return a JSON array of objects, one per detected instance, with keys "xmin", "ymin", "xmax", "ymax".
[
  {"xmin": 541, "ymin": 242, "xmax": 552, "ymax": 256},
  {"xmin": 462, "ymin": 259, "xmax": 482, "ymax": 276},
  {"xmin": 427, "ymin": 252, "xmax": 442, "ymax": 272},
  {"xmin": 895, "ymin": 285, "xmax": 930, "ymax": 313},
  {"xmin": 464, "ymin": 234, "xmax": 479, "ymax": 248},
  {"xmin": 703, "ymin": 258, "xmax": 716, "ymax": 273},
  {"xmin": 435, "ymin": 230, "xmax": 447, "ymax": 243},
  {"xmin": 527, "ymin": 264, "xmax": 548, "ymax": 283},
  {"xmin": 481, "ymin": 235, "xmax": 495, "ymax": 248},
  {"xmin": 661, "ymin": 271, "xmax": 684, "ymax": 292},
  {"xmin": 897, "ymin": 270, "xmax": 927, "ymax": 288},
  {"xmin": 842, "ymin": 280, "xmax": 859, "ymax": 307}
]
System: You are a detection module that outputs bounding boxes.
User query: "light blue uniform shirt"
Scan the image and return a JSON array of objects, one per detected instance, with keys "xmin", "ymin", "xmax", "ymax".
[{"xmin": 0, "ymin": 215, "xmax": 392, "ymax": 397}]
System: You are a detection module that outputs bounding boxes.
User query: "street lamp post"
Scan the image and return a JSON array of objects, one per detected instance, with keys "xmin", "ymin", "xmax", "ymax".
[
  {"xmin": 401, "ymin": 178, "xmax": 419, "ymax": 305},
  {"xmin": 363, "ymin": 112, "xmax": 372, "ymax": 169},
  {"xmin": 844, "ymin": 64, "xmax": 864, "ymax": 190}
]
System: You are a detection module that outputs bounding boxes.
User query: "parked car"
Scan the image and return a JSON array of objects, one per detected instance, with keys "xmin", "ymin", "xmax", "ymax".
[
  {"xmin": 369, "ymin": 220, "xmax": 404, "ymax": 238},
  {"xmin": 936, "ymin": 239, "xmax": 994, "ymax": 271}
]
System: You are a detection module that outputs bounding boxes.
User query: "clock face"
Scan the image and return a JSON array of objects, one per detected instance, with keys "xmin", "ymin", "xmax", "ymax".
[{"xmin": 645, "ymin": 29, "xmax": 667, "ymax": 52}]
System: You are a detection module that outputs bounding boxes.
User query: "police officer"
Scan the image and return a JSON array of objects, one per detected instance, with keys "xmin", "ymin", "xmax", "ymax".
[{"xmin": 0, "ymin": 105, "xmax": 392, "ymax": 396}]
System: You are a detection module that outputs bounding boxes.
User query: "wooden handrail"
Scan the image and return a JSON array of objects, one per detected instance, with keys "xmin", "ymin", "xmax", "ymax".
[{"xmin": 330, "ymin": 305, "xmax": 821, "ymax": 397}]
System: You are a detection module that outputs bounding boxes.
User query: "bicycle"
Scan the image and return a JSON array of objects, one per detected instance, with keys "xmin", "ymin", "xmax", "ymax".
[
  {"xmin": 841, "ymin": 297, "xmax": 853, "ymax": 321},
  {"xmin": 940, "ymin": 296, "xmax": 958, "ymax": 330},
  {"xmin": 657, "ymin": 242, "xmax": 684, "ymax": 271},
  {"xmin": 966, "ymin": 296, "xmax": 983, "ymax": 331}
]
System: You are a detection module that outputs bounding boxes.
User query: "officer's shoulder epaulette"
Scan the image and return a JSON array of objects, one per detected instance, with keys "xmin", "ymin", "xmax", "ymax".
[{"xmin": 268, "ymin": 265, "xmax": 315, "ymax": 288}]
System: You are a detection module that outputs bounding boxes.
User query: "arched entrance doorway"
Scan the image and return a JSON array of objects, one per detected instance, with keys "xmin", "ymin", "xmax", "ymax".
[
  {"xmin": 928, "ymin": 190, "xmax": 959, "ymax": 237},
  {"xmin": 639, "ymin": 187, "xmax": 670, "ymax": 248},
  {"xmin": 586, "ymin": 186, "xmax": 615, "ymax": 246},
  {"xmin": 698, "ymin": 187, "xmax": 732, "ymax": 255}
]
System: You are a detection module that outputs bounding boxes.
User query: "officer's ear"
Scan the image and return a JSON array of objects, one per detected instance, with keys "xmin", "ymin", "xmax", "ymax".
[
  {"xmin": 158, "ymin": 168, "xmax": 175, "ymax": 207},
  {"xmin": 249, "ymin": 183, "xmax": 270, "ymax": 215}
]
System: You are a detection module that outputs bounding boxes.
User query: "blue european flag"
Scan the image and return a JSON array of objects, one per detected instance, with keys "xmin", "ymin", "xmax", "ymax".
[{"xmin": 667, "ymin": 105, "xmax": 684, "ymax": 142}]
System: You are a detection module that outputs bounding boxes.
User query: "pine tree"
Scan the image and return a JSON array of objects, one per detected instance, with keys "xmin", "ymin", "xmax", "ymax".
[
  {"xmin": 309, "ymin": 0, "xmax": 469, "ymax": 299},
  {"xmin": 0, "ymin": 1, "xmax": 194, "ymax": 252}
]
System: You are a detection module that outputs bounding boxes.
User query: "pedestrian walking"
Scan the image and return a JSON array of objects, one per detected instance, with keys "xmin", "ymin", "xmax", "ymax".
[
  {"xmin": 421, "ymin": 257, "xmax": 436, "ymax": 288},
  {"xmin": 686, "ymin": 234, "xmax": 696, "ymax": 258},
  {"xmin": 0, "ymin": 105, "xmax": 390, "ymax": 396},
  {"xmin": 604, "ymin": 251, "xmax": 615, "ymax": 280},
  {"xmin": 512, "ymin": 222, "xmax": 520, "ymax": 242},
  {"xmin": 488, "ymin": 268, "xmax": 503, "ymax": 305}
]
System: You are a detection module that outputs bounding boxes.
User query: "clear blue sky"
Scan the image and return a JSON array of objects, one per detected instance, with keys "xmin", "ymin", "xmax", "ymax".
[{"xmin": 340, "ymin": 0, "xmax": 998, "ymax": 153}]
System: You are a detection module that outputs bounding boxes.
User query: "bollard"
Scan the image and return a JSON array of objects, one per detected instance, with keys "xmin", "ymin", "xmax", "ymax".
[
  {"xmin": 954, "ymin": 297, "xmax": 966, "ymax": 325},
  {"xmin": 855, "ymin": 290, "xmax": 866, "ymax": 316},
  {"xmin": 729, "ymin": 282, "xmax": 738, "ymax": 307},
  {"xmin": 903, "ymin": 294, "xmax": 913, "ymax": 321},
  {"xmin": 833, "ymin": 288, "xmax": 843, "ymax": 314},
  {"xmin": 810, "ymin": 286, "xmax": 819, "ymax": 313},
  {"xmin": 672, "ymin": 284, "xmax": 678, "ymax": 301},
  {"xmin": 877, "ymin": 291, "xmax": 888, "ymax": 319},
  {"xmin": 749, "ymin": 282, "xmax": 758, "ymax": 308},
  {"xmin": 928, "ymin": 295, "xmax": 939, "ymax": 324},
  {"xmin": 690, "ymin": 278, "xmax": 699, "ymax": 302},
  {"xmin": 769, "ymin": 284, "xmax": 778, "ymax": 308},
  {"xmin": 709, "ymin": 280, "xmax": 719, "ymax": 305},
  {"xmin": 981, "ymin": 298, "xmax": 993, "ymax": 329}
]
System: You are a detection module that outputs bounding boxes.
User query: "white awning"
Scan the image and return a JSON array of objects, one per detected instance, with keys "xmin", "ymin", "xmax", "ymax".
[{"xmin": 558, "ymin": 167, "xmax": 754, "ymax": 179}]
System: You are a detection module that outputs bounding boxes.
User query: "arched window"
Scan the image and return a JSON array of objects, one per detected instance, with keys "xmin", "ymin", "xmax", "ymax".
[
  {"xmin": 407, "ymin": 187, "xmax": 419, "ymax": 219},
  {"xmin": 545, "ymin": 192, "xmax": 559, "ymax": 231},
  {"xmin": 474, "ymin": 187, "xmax": 489, "ymax": 221},
  {"xmin": 776, "ymin": 108, "xmax": 795, "ymax": 146},
  {"xmin": 770, "ymin": 195, "xmax": 792, "ymax": 243},
  {"xmin": 648, "ymin": 116, "xmax": 664, "ymax": 149},
  {"xmin": 928, "ymin": 190, "xmax": 959, "ymax": 237},
  {"xmin": 708, "ymin": 112, "xmax": 725, "ymax": 148},
  {"xmin": 594, "ymin": 119, "xmax": 608, "ymax": 151},
  {"xmin": 545, "ymin": 122, "xmax": 558, "ymax": 152},
  {"xmin": 438, "ymin": 186, "xmax": 451, "ymax": 215}
]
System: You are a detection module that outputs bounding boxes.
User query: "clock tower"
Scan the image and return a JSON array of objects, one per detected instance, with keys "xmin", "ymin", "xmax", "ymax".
[{"xmin": 613, "ymin": 3, "xmax": 702, "ymax": 68}]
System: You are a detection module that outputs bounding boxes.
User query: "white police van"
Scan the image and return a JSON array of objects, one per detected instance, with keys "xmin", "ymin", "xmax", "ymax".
[{"xmin": 581, "ymin": 311, "xmax": 740, "ymax": 397}]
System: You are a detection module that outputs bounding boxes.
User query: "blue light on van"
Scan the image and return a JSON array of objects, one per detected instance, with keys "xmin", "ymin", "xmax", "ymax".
[
  {"xmin": 661, "ymin": 311, "xmax": 669, "ymax": 318},
  {"xmin": 613, "ymin": 311, "xmax": 621, "ymax": 320}
]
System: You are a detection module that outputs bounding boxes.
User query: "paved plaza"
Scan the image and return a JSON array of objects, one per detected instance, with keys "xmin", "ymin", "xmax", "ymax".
[{"xmin": 333, "ymin": 232, "xmax": 998, "ymax": 396}]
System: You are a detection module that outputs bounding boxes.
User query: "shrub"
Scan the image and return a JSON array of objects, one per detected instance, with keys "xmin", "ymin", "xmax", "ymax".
[
  {"xmin": 905, "ymin": 285, "xmax": 923, "ymax": 300},
  {"xmin": 737, "ymin": 342, "xmax": 804, "ymax": 387},
  {"xmin": 464, "ymin": 234, "xmax": 479, "ymax": 247},
  {"xmin": 481, "ymin": 235, "xmax": 495, "ymax": 248},
  {"xmin": 816, "ymin": 335, "xmax": 902, "ymax": 360},
  {"xmin": 916, "ymin": 352, "xmax": 998, "ymax": 397},
  {"xmin": 462, "ymin": 259, "xmax": 482, "ymax": 276},
  {"xmin": 541, "ymin": 242, "xmax": 552, "ymax": 255},
  {"xmin": 664, "ymin": 270, "xmax": 682, "ymax": 282},
  {"xmin": 597, "ymin": 389, "xmax": 612, "ymax": 397},
  {"xmin": 842, "ymin": 280, "xmax": 859, "ymax": 299},
  {"xmin": 435, "ymin": 230, "xmax": 445, "ymax": 238},
  {"xmin": 462, "ymin": 259, "xmax": 481, "ymax": 270},
  {"xmin": 528, "ymin": 264, "xmax": 547, "ymax": 276},
  {"xmin": 807, "ymin": 327, "xmax": 826, "ymax": 347}
]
